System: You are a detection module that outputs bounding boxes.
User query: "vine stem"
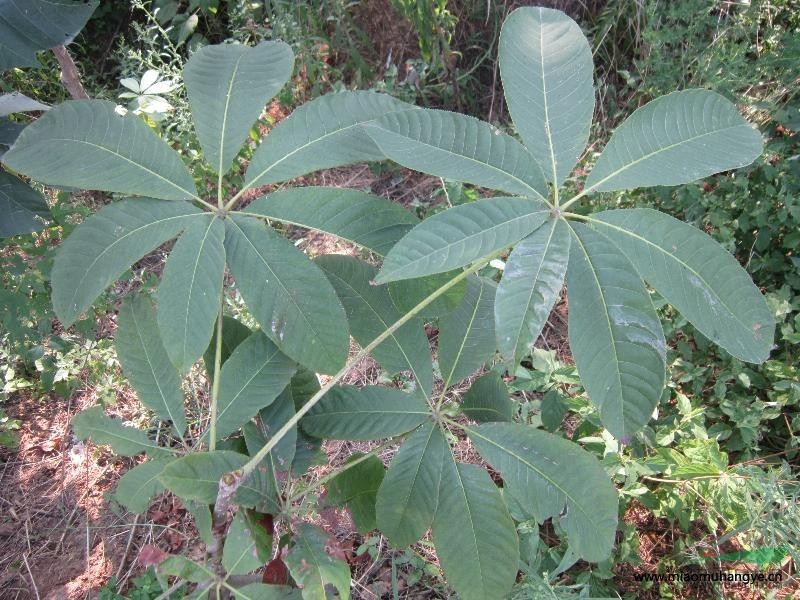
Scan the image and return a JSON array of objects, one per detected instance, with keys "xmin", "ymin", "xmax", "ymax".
[{"xmin": 208, "ymin": 300, "xmax": 225, "ymax": 452}]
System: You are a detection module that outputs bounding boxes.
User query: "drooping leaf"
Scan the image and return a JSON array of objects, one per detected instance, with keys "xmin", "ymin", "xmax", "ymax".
[
  {"xmin": 157, "ymin": 216, "xmax": 225, "ymax": 373},
  {"xmin": 376, "ymin": 422, "xmax": 448, "ymax": 547},
  {"xmin": 223, "ymin": 512, "xmax": 265, "ymax": 576},
  {"xmin": 566, "ymin": 223, "xmax": 666, "ymax": 438},
  {"xmin": 117, "ymin": 295, "xmax": 187, "ymax": 435},
  {"xmin": 215, "ymin": 330, "xmax": 297, "ymax": 441},
  {"xmin": 114, "ymin": 458, "xmax": 172, "ymax": 514},
  {"xmin": 302, "ymin": 385, "xmax": 430, "ymax": 440},
  {"xmin": 585, "ymin": 90, "xmax": 763, "ymax": 192},
  {"xmin": 244, "ymin": 91, "xmax": 406, "ymax": 190},
  {"xmin": 158, "ymin": 450, "xmax": 249, "ymax": 503},
  {"xmin": 286, "ymin": 523, "xmax": 351, "ymax": 600},
  {"xmin": 245, "ymin": 187, "xmax": 418, "ymax": 256},
  {"xmin": 224, "ymin": 215, "xmax": 349, "ymax": 374},
  {"xmin": 461, "ymin": 372, "xmax": 513, "ymax": 423},
  {"xmin": 0, "ymin": 92, "xmax": 49, "ymax": 116},
  {"xmin": 316, "ymin": 255, "xmax": 432, "ymax": 394},
  {"xmin": 365, "ymin": 108, "xmax": 548, "ymax": 200},
  {"xmin": 438, "ymin": 276, "xmax": 497, "ymax": 387},
  {"xmin": 499, "ymin": 6, "xmax": 595, "ymax": 186},
  {"xmin": 186, "ymin": 502, "xmax": 213, "ymax": 545},
  {"xmin": 4, "ymin": 100, "xmax": 198, "ymax": 200},
  {"xmin": 592, "ymin": 209, "xmax": 775, "ymax": 363},
  {"xmin": 325, "ymin": 454, "xmax": 385, "ymax": 534},
  {"xmin": 432, "ymin": 459, "xmax": 519, "ymax": 600},
  {"xmin": 204, "ymin": 315, "xmax": 253, "ymax": 382},
  {"xmin": 184, "ymin": 41, "xmax": 294, "ymax": 175},
  {"xmin": 72, "ymin": 405, "xmax": 169, "ymax": 458},
  {"xmin": 50, "ymin": 199, "xmax": 203, "ymax": 326},
  {"xmin": 388, "ymin": 270, "xmax": 467, "ymax": 318},
  {"xmin": 495, "ymin": 217, "xmax": 570, "ymax": 364},
  {"xmin": 0, "ymin": 171, "xmax": 49, "ymax": 237},
  {"xmin": 468, "ymin": 422, "xmax": 618, "ymax": 562},
  {"xmin": 0, "ymin": 0, "xmax": 98, "ymax": 71},
  {"xmin": 375, "ymin": 198, "xmax": 549, "ymax": 284}
]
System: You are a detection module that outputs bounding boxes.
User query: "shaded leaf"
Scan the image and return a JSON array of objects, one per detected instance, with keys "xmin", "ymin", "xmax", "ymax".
[
  {"xmin": 462, "ymin": 372, "xmax": 513, "ymax": 422},
  {"xmin": 325, "ymin": 454, "xmax": 385, "ymax": 534},
  {"xmin": 0, "ymin": 170, "xmax": 49, "ymax": 237},
  {"xmin": 223, "ymin": 511, "xmax": 265, "ymax": 576},
  {"xmin": 540, "ymin": 389, "xmax": 567, "ymax": 432},
  {"xmin": 115, "ymin": 459, "xmax": 172, "ymax": 513},
  {"xmin": 286, "ymin": 523, "xmax": 351, "ymax": 600},
  {"xmin": 388, "ymin": 270, "xmax": 467, "ymax": 318},
  {"xmin": 158, "ymin": 450, "xmax": 249, "ymax": 503},
  {"xmin": 204, "ymin": 316, "xmax": 253, "ymax": 382},
  {"xmin": 72, "ymin": 405, "xmax": 169, "ymax": 458}
]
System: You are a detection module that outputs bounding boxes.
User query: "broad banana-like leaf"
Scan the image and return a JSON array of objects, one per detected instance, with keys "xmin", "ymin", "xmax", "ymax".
[
  {"xmin": 567, "ymin": 223, "xmax": 666, "ymax": 438},
  {"xmin": 462, "ymin": 372, "xmax": 513, "ymax": 422},
  {"xmin": 184, "ymin": 41, "xmax": 294, "ymax": 175},
  {"xmin": 158, "ymin": 450, "xmax": 249, "ymax": 503},
  {"xmin": 499, "ymin": 6, "xmax": 594, "ymax": 186},
  {"xmin": 114, "ymin": 458, "xmax": 172, "ymax": 514},
  {"xmin": 72, "ymin": 406, "xmax": 170, "ymax": 458},
  {"xmin": 4, "ymin": 100, "xmax": 198, "ymax": 200},
  {"xmin": 585, "ymin": 90, "xmax": 763, "ymax": 192},
  {"xmin": 365, "ymin": 108, "xmax": 548, "ymax": 200},
  {"xmin": 593, "ymin": 209, "xmax": 774, "ymax": 362},
  {"xmin": 286, "ymin": 523, "xmax": 351, "ymax": 600},
  {"xmin": 0, "ymin": 171, "xmax": 49, "ymax": 237},
  {"xmin": 375, "ymin": 197, "xmax": 549, "ymax": 284}
]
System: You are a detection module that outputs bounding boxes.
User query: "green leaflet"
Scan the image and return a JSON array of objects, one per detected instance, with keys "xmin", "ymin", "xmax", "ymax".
[
  {"xmin": 184, "ymin": 41, "xmax": 294, "ymax": 176},
  {"xmin": 462, "ymin": 372, "xmax": 514, "ymax": 423},
  {"xmin": 567, "ymin": 222, "xmax": 666, "ymax": 438},
  {"xmin": 388, "ymin": 270, "xmax": 467, "ymax": 318},
  {"xmin": 50, "ymin": 198, "xmax": 204, "ymax": 326},
  {"xmin": 375, "ymin": 197, "xmax": 549, "ymax": 284},
  {"xmin": 230, "ymin": 584, "xmax": 301, "ymax": 600},
  {"xmin": 302, "ymin": 385, "xmax": 430, "ymax": 440},
  {"xmin": 4, "ymin": 100, "xmax": 198, "ymax": 200},
  {"xmin": 115, "ymin": 458, "xmax": 172, "ymax": 514},
  {"xmin": 117, "ymin": 295, "xmax": 187, "ymax": 435},
  {"xmin": 223, "ymin": 512, "xmax": 265, "ymax": 576},
  {"xmin": 72, "ymin": 405, "xmax": 170, "ymax": 458},
  {"xmin": 0, "ymin": 171, "xmax": 50, "ymax": 237},
  {"xmin": 499, "ymin": 6, "xmax": 595, "ymax": 186},
  {"xmin": 159, "ymin": 450, "xmax": 249, "ymax": 504},
  {"xmin": 286, "ymin": 523, "xmax": 351, "ymax": 600},
  {"xmin": 325, "ymin": 454, "xmax": 385, "ymax": 533},
  {"xmin": 204, "ymin": 316, "xmax": 253, "ymax": 383},
  {"xmin": 495, "ymin": 217, "xmax": 570, "ymax": 365}
]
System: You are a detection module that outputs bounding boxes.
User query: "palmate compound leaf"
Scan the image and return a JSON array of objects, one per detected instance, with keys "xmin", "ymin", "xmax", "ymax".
[
  {"xmin": 158, "ymin": 450, "xmax": 249, "ymax": 504},
  {"xmin": 3, "ymin": 100, "xmax": 198, "ymax": 201},
  {"xmin": 468, "ymin": 422, "xmax": 618, "ymax": 562},
  {"xmin": 592, "ymin": 209, "xmax": 775, "ymax": 363},
  {"xmin": 286, "ymin": 523, "xmax": 351, "ymax": 600},
  {"xmin": 184, "ymin": 41, "xmax": 294, "ymax": 176},
  {"xmin": 495, "ymin": 217, "xmax": 570, "ymax": 365},
  {"xmin": 364, "ymin": 108, "xmax": 548, "ymax": 201},
  {"xmin": 375, "ymin": 197, "xmax": 550, "ymax": 284},
  {"xmin": 566, "ymin": 222, "xmax": 666, "ymax": 439},
  {"xmin": 584, "ymin": 90, "xmax": 763, "ymax": 193},
  {"xmin": 499, "ymin": 6, "xmax": 595, "ymax": 187},
  {"xmin": 50, "ymin": 199, "xmax": 205, "ymax": 326},
  {"xmin": 72, "ymin": 405, "xmax": 171, "ymax": 458},
  {"xmin": 0, "ymin": 170, "xmax": 50, "ymax": 237},
  {"xmin": 223, "ymin": 215, "xmax": 349, "ymax": 374}
]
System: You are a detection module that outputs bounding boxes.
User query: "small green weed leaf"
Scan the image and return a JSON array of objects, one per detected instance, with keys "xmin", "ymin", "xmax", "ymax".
[
  {"xmin": 51, "ymin": 199, "xmax": 203, "ymax": 326},
  {"xmin": 184, "ymin": 41, "xmax": 294, "ymax": 176},
  {"xmin": 224, "ymin": 215, "xmax": 349, "ymax": 374},
  {"xmin": 0, "ymin": 171, "xmax": 49, "ymax": 237},
  {"xmin": 496, "ymin": 217, "xmax": 570, "ymax": 364},
  {"xmin": 500, "ymin": 7, "xmax": 595, "ymax": 186},
  {"xmin": 462, "ymin": 372, "xmax": 513, "ymax": 422},
  {"xmin": 540, "ymin": 389, "xmax": 567, "ymax": 432},
  {"xmin": 159, "ymin": 450, "xmax": 249, "ymax": 503},
  {"xmin": 325, "ymin": 453, "xmax": 385, "ymax": 533},
  {"xmin": 432, "ymin": 459, "xmax": 519, "ymax": 600},
  {"xmin": 468, "ymin": 422, "xmax": 618, "ymax": 562},
  {"xmin": 117, "ymin": 295, "xmax": 187, "ymax": 435},
  {"xmin": 302, "ymin": 385, "xmax": 430, "ymax": 440},
  {"xmin": 4, "ymin": 100, "xmax": 197, "ymax": 200},
  {"xmin": 204, "ymin": 316, "xmax": 252, "ymax": 382},
  {"xmin": 585, "ymin": 90, "xmax": 763, "ymax": 192},
  {"xmin": 388, "ymin": 270, "xmax": 467, "ymax": 318},
  {"xmin": 223, "ymin": 512, "xmax": 264, "ymax": 576},
  {"xmin": 114, "ymin": 458, "xmax": 172, "ymax": 514},
  {"xmin": 72, "ymin": 405, "xmax": 169, "ymax": 458},
  {"xmin": 376, "ymin": 422, "xmax": 448, "ymax": 547},
  {"xmin": 365, "ymin": 108, "xmax": 548, "ymax": 200},
  {"xmin": 286, "ymin": 523, "xmax": 351, "ymax": 600},
  {"xmin": 375, "ymin": 198, "xmax": 549, "ymax": 284},
  {"xmin": 593, "ymin": 209, "xmax": 775, "ymax": 363}
]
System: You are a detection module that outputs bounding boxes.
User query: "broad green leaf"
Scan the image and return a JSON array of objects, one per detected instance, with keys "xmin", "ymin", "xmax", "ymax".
[
  {"xmin": 4, "ymin": 100, "xmax": 198, "ymax": 200},
  {"xmin": 237, "ymin": 422, "xmax": 282, "ymax": 513},
  {"xmin": 592, "ymin": 209, "xmax": 775, "ymax": 363},
  {"xmin": 158, "ymin": 555, "xmax": 214, "ymax": 583},
  {"xmin": 158, "ymin": 450, "xmax": 249, "ymax": 503},
  {"xmin": 439, "ymin": 276, "xmax": 497, "ymax": 387},
  {"xmin": 585, "ymin": 90, "xmax": 763, "ymax": 192},
  {"xmin": 462, "ymin": 372, "xmax": 513, "ymax": 422},
  {"xmin": 316, "ymin": 255, "xmax": 432, "ymax": 394},
  {"xmin": 286, "ymin": 523, "xmax": 351, "ymax": 600},
  {"xmin": 388, "ymin": 270, "xmax": 467, "ymax": 318},
  {"xmin": 244, "ymin": 91, "xmax": 406, "ymax": 189},
  {"xmin": 232, "ymin": 584, "xmax": 301, "ymax": 600},
  {"xmin": 365, "ymin": 108, "xmax": 548, "ymax": 200},
  {"xmin": 115, "ymin": 459, "xmax": 171, "ymax": 514},
  {"xmin": 245, "ymin": 187, "xmax": 418, "ymax": 256},
  {"xmin": 302, "ymin": 385, "xmax": 430, "ymax": 440},
  {"xmin": 376, "ymin": 422, "xmax": 448, "ymax": 547},
  {"xmin": 0, "ymin": 0, "xmax": 98, "ymax": 71},
  {"xmin": 224, "ymin": 215, "xmax": 349, "ymax": 374},
  {"xmin": 432, "ymin": 459, "xmax": 518, "ymax": 600},
  {"xmin": 215, "ymin": 330, "xmax": 297, "ymax": 441},
  {"xmin": 72, "ymin": 406, "xmax": 169, "ymax": 458},
  {"xmin": 204, "ymin": 316, "xmax": 253, "ymax": 382},
  {"xmin": 325, "ymin": 454, "xmax": 385, "ymax": 534},
  {"xmin": 468, "ymin": 422, "xmax": 618, "ymax": 562},
  {"xmin": 500, "ymin": 7, "xmax": 595, "ymax": 186},
  {"xmin": 117, "ymin": 295, "xmax": 187, "ymax": 435},
  {"xmin": 184, "ymin": 41, "xmax": 294, "ymax": 176},
  {"xmin": 567, "ymin": 223, "xmax": 666, "ymax": 438},
  {"xmin": 496, "ymin": 217, "xmax": 570, "ymax": 364},
  {"xmin": 0, "ymin": 171, "xmax": 49, "ymax": 237},
  {"xmin": 157, "ymin": 216, "xmax": 225, "ymax": 373},
  {"xmin": 0, "ymin": 117, "xmax": 26, "ymax": 157},
  {"xmin": 223, "ymin": 512, "xmax": 265, "ymax": 576},
  {"xmin": 0, "ymin": 92, "xmax": 49, "ymax": 116},
  {"xmin": 51, "ymin": 199, "xmax": 203, "ymax": 326},
  {"xmin": 375, "ymin": 198, "xmax": 549, "ymax": 284}
]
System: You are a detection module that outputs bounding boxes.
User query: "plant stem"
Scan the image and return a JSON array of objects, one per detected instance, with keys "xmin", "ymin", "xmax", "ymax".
[
  {"xmin": 208, "ymin": 300, "xmax": 225, "ymax": 451},
  {"xmin": 52, "ymin": 46, "xmax": 89, "ymax": 100}
]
